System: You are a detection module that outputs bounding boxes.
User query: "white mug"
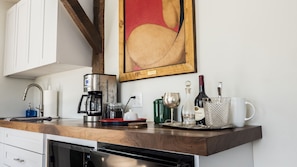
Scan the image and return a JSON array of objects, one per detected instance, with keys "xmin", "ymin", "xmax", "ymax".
[
  {"xmin": 123, "ymin": 109, "xmax": 138, "ymax": 121},
  {"xmin": 230, "ymin": 97, "xmax": 256, "ymax": 127}
]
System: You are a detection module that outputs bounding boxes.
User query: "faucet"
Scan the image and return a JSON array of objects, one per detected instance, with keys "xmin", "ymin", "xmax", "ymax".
[{"xmin": 23, "ymin": 83, "xmax": 44, "ymax": 117}]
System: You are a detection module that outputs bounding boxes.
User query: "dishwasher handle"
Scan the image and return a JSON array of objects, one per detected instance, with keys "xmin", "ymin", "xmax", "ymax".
[{"xmin": 91, "ymin": 148, "xmax": 192, "ymax": 167}]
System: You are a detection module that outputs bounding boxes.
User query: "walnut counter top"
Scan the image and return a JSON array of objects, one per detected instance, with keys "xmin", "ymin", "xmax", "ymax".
[{"xmin": 0, "ymin": 119, "xmax": 262, "ymax": 156}]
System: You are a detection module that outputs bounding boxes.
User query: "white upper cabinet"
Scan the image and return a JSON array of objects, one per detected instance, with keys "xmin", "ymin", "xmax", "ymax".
[
  {"xmin": 3, "ymin": 5, "xmax": 17, "ymax": 75},
  {"xmin": 15, "ymin": 0, "xmax": 30, "ymax": 72},
  {"xmin": 28, "ymin": 0, "xmax": 44, "ymax": 69},
  {"xmin": 3, "ymin": 0, "xmax": 92, "ymax": 79}
]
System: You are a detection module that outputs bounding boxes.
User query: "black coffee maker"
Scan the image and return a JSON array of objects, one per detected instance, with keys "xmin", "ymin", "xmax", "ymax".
[
  {"xmin": 78, "ymin": 74, "xmax": 117, "ymax": 122},
  {"xmin": 78, "ymin": 91, "xmax": 102, "ymax": 115}
]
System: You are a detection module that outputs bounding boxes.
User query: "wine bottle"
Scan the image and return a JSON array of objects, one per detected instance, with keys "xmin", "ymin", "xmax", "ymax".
[{"xmin": 194, "ymin": 75, "xmax": 208, "ymax": 125}]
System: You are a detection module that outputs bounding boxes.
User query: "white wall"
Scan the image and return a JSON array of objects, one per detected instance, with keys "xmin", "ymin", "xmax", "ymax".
[
  {"xmin": 105, "ymin": 0, "xmax": 297, "ymax": 166},
  {"xmin": 35, "ymin": 67, "xmax": 91, "ymax": 118},
  {"xmin": 0, "ymin": 1, "xmax": 33, "ymax": 117},
  {"xmin": 3, "ymin": 0, "xmax": 295, "ymax": 166}
]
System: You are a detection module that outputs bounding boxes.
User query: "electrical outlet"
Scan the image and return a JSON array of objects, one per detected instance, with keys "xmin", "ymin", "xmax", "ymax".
[{"xmin": 131, "ymin": 92, "xmax": 142, "ymax": 107}]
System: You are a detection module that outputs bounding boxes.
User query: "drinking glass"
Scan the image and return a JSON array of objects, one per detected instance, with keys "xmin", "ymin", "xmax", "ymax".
[{"xmin": 163, "ymin": 92, "xmax": 180, "ymax": 124}]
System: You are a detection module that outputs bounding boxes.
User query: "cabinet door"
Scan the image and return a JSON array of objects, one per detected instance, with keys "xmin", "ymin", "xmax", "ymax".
[
  {"xmin": 42, "ymin": 0, "xmax": 58, "ymax": 65},
  {"xmin": 0, "ymin": 128, "xmax": 3, "ymax": 166},
  {"xmin": 3, "ymin": 128, "xmax": 44, "ymax": 154},
  {"xmin": 0, "ymin": 143, "xmax": 3, "ymax": 167},
  {"xmin": 0, "ymin": 128, "xmax": 3, "ymax": 143},
  {"xmin": 15, "ymin": 0, "xmax": 30, "ymax": 72},
  {"xmin": 3, "ymin": 145, "xmax": 44, "ymax": 167},
  {"xmin": 28, "ymin": 0, "xmax": 44, "ymax": 68},
  {"xmin": 3, "ymin": 6, "xmax": 17, "ymax": 76}
]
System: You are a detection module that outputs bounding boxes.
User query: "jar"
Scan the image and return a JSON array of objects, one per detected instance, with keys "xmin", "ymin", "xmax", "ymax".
[
  {"xmin": 104, "ymin": 103, "xmax": 123, "ymax": 119},
  {"xmin": 153, "ymin": 98, "xmax": 170, "ymax": 124}
]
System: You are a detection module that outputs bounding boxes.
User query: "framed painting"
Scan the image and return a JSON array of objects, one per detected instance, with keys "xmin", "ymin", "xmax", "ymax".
[{"xmin": 119, "ymin": 0, "xmax": 196, "ymax": 82}]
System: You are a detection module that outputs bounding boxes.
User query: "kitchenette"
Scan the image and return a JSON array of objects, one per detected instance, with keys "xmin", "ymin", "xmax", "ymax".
[
  {"xmin": 0, "ymin": 70, "xmax": 262, "ymax": 166},
  {"xmin": 0, "ymin": 118, "xmax": 262, "ymax": 167},
  {"xmin": 6, "ymin": 0, "xmax": 297, "ymax": 166},
  {"xmin": 0, "ymin": 0, "xmax": 262, "ymax": 166}
]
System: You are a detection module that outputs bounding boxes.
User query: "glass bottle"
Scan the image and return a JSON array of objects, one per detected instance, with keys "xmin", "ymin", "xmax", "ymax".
[
  {"xmin": 194, "ymin": 75, "xmax": 208, "ymax": 125},
  {"xmin": 182, "ymin": 81, "xmax": 196, "ymax": 125}
]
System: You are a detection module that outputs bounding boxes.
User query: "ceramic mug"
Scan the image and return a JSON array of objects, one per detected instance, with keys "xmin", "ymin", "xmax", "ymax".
[
  {"xmin": 123, "ymin": 109, "xmax": 138, "ymax": 121},
  {"xmin": 230, "ymin": 97, "xmax": 256, "ymax": 127}
]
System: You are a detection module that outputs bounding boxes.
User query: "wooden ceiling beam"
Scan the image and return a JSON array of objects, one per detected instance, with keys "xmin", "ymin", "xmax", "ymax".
[{"xmin": 60, "ymin": 0, "xmax": 102, "ymax": 54}]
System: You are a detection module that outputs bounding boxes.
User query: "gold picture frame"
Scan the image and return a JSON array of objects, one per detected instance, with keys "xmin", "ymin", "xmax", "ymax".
[{"xmin": 119, "ymin": 0, "xmax": 196, "ymax": 82}]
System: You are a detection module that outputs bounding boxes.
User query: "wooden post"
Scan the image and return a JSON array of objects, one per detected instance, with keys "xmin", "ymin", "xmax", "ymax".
[{"xmin": 92, "ymin": 0, "xmax": 104, "ymax": 74}]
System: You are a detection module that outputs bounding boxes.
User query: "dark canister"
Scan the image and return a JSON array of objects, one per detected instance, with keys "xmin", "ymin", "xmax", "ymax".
[{"xmin": 154, "ymin": 97, "xmax": 170, "ymax": 124}]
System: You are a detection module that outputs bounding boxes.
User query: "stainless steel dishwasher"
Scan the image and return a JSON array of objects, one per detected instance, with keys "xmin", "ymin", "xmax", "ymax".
[
  {"xmin": 89, "ymin": 142, "xmax": 194, "ymax": 167},
  {"xmin": 48, "ymin": 140, "xmax": 94, "ymax": 167},
  {"xmin": 48, "ymin": 141, "xmax": 194, "ymax": 167}
]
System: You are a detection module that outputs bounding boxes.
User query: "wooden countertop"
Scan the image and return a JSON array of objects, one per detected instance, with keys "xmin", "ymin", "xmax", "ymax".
[{"xmin": 0, "ymin": 119, "xmax": 262, "ymax": 156}]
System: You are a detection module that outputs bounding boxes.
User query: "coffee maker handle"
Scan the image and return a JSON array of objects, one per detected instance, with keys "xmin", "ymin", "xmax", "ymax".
[{"xmin": 78, "ymin": 95, "xmax": 88, "ymax": 113}]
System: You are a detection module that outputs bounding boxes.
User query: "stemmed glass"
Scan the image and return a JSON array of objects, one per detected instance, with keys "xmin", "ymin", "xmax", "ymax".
[{"xmin": 163, "ymin": 92, "xmax": 180, "ymax": 124}]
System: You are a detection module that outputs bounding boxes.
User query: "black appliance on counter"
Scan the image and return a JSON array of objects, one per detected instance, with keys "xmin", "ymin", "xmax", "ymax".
[{"xmin": 48, "ymin": 141, "xmax": 194, "ymax": 167}]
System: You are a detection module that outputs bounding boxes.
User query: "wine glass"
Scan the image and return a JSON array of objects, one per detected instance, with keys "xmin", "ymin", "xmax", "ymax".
[{"xmin": 163, "ymin": 92, "xmax": 180, "ymax": 124}]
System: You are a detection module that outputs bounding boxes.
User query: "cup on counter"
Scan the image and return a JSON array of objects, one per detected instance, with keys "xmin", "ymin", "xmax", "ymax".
[
  {"xmin": 123, "ymin": 109, "xmax": 138, "ymax": 121},
  {"xmin": 203, "ymin": 97, "xmax": 231, "ymax": 127},
  {"xmin": 230, "ymin": 97, "xmax": 256, "ymax": 128}
]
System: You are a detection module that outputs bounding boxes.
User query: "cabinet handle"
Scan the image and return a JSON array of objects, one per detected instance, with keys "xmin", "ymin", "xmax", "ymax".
[{"xmin": 13, "ymin": 158, "xmax": 25, "ymax": 163}]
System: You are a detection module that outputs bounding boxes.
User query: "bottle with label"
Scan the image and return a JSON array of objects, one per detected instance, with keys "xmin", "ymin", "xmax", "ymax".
[
  {"xmin": 182, "ymin": 81, "xmax": 196, "ymax": 125},
  {"xmin": 194, "ymin": 75, "xmax": 208, "ymax": 125}
]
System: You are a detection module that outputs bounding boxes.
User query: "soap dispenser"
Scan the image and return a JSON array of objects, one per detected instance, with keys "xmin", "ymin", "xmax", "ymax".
[{"xmin": 25, "ymin": 103, "xmax": 37, "ymax": 117}]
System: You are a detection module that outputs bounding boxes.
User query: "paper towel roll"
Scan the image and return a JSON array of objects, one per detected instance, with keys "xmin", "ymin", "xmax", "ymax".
[{"xmin": 43, "ymin": 90, "xmax": 58, "ymax": 118}]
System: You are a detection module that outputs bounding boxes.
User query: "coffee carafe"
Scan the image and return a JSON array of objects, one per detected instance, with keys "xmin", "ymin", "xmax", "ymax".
[
  {"xmin": 78, "ymin": 91, "xmax": 102, "ymax": 116},
  {"xmin": 78, "ymin": 74, "xmax": 117, "ymax": 122}
]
